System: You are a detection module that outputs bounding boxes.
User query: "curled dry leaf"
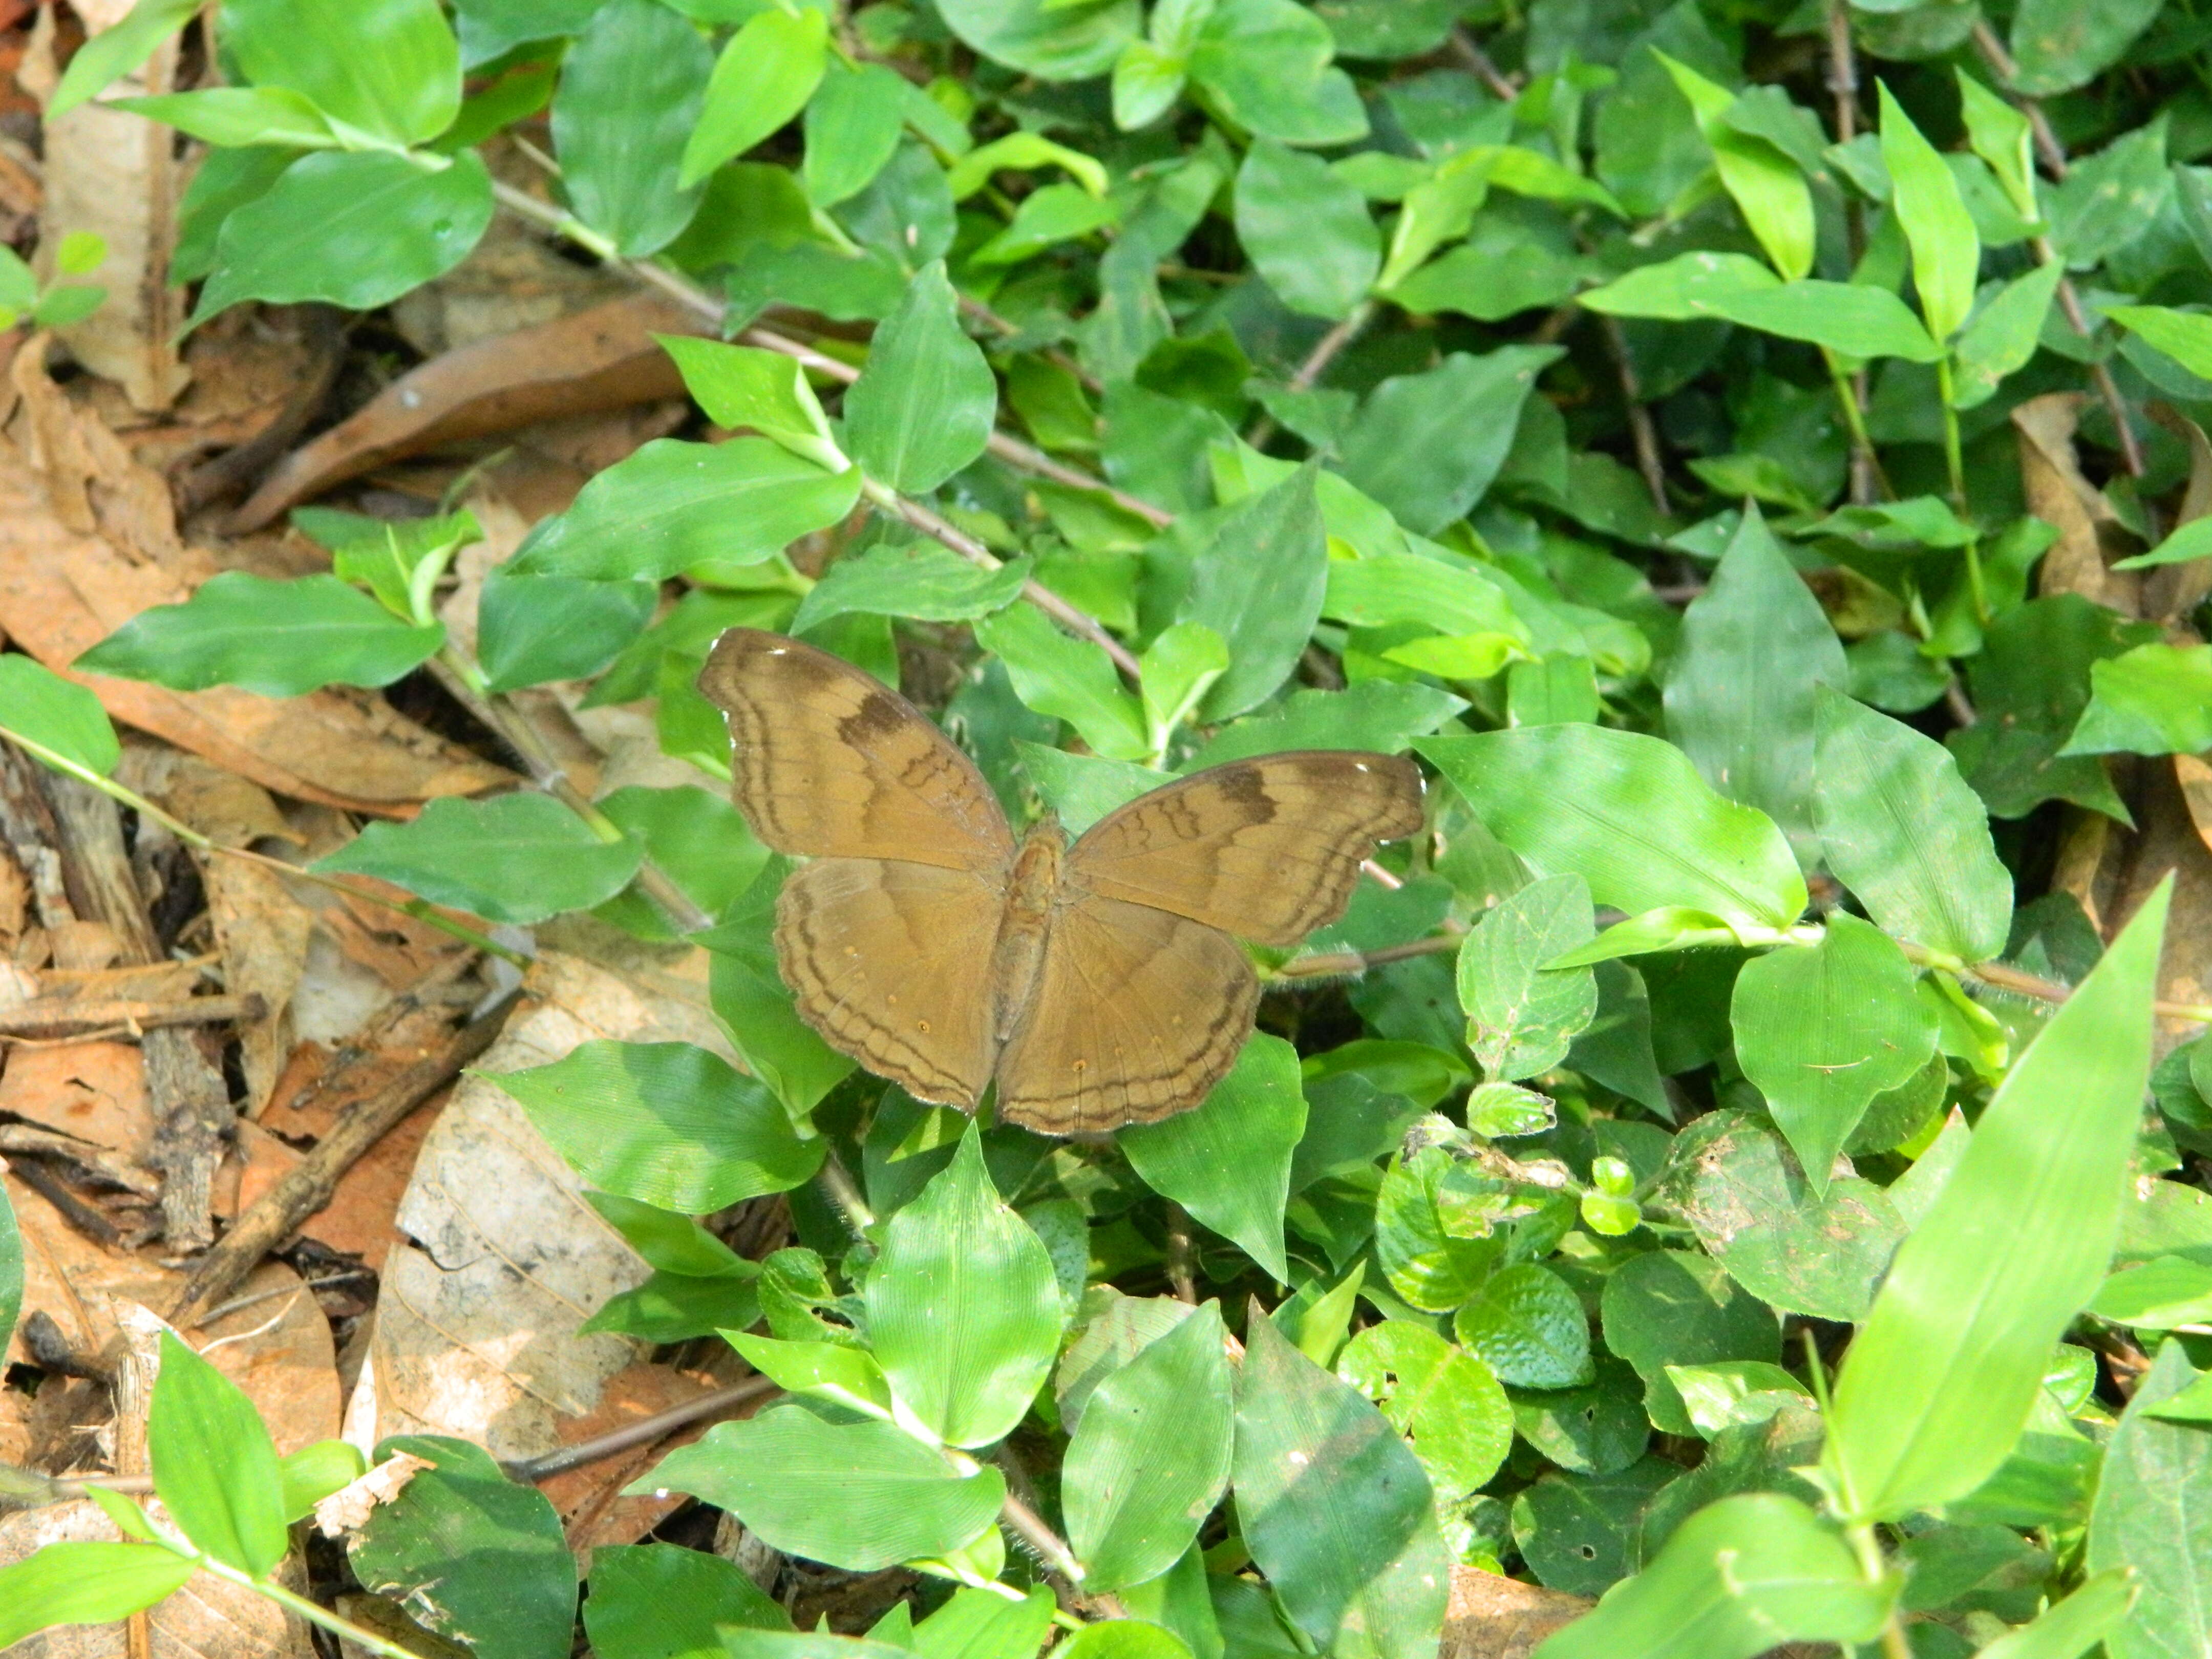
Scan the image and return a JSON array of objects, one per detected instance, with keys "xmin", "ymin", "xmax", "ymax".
[
  {"xmin": 314, "ymin": 1450, "xmax": 440, "ymax": 1539},
  {"xmin": 2013, "ymin": 393, "xmax": 2140, "ymax": 615},
  {"xmin": 1440, "ymin": 1566, "xmax": 1590, "ymax": 1659}
]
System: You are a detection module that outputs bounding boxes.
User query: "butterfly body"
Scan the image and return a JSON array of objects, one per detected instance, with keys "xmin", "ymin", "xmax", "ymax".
[{"xmin": 704, "ymin": 628, "xmax": 1424, "ymax": 1135}]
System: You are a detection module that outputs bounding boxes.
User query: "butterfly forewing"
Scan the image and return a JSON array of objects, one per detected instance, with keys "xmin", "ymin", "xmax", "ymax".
[
  {"xmin": 995, "ymin": 894, "xmax": 1259, "ymax": 1134},
  {"xmin": 699, "ymin": 628, "xmax": 1016, "ymax": 871},
  {"xmin": 775, "ymin": 857, "xmax": 1004, "ymax": 1109},
  {"xmin": 1062, "ymin": 752, "xmax": 1426, "ymax": 947}
]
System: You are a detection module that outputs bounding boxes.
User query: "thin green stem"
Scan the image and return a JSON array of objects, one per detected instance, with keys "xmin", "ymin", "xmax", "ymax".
[
  {"xmin": 1821, "ymin": 349, "xmax": 1889, "ymax": 501},
  {"xmin": 1843, "ymin": 1524, "xmax": 1910, "ymax": 1659},
  {"xmin": 191, "ymin": 1551, "xmax": 438, "ymax": 1659},
  {"xmin": 1933, "ymin": 359, "xmax": 1988, "ymax": 624}
]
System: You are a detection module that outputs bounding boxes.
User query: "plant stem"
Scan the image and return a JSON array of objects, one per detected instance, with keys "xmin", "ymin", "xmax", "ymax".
[
  {"xmin": 1822, "ymin": 348, "xmax": 1889, "ymax": 501},
  {"xmin": 1843, "ymin": 1524, "xmax": 1911, "ymax": 1659},
  {"xmin": 815, "ymin": 1152, "xmax": 877, "ymax": 1234},
  {"xmin": 1932, "ymin": 359, "xmax": 1989, "ymax": 624},
  {"xmin": 1246, "ymin": 301, "xmax": 1375, "ymax": 449},
  {"xmin": 190, "ymin": 1550, "xmax": 439, "ymax": 1659}
]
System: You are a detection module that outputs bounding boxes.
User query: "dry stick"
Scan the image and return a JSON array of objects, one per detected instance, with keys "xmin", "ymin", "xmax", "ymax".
[
  {"xmin": 165, "ymin": 994, "xmax": 518, "ymax": 1329},
  {"xmin": 1448, "ymin": 24, "xmax": 1521, "ymax": 102},
  {"xmin": 504, "ymin": 1374, "xmax": 783, "ymax": 1483},
  {"xmin": 1598, "ymin": 314, "xmax": 1672, "ymax": 516},
  {"xmin": 1969, "ymin": 22, "xmax": 2149, "ymax": 483},
  {"xmin": 1244, "ymin": 301, "xmax": 1375, "ymax": 451},
  {"xmin": 1825, "ymin": 0, "xmax": 1884, "ymax": 505},
  {"xmin": 1163, "ymin": 1202, "xmax": 1199, "ymax": 1304},
  {"xmin": 0, "ymin": 991, "xmax": 264, "ymax": 1040}
]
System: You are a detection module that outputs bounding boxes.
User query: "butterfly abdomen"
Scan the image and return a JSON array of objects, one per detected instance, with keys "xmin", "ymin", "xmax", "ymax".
[{"xmin": 989, "ymin": 821, "xmax": 1065, "ymax": 1045}]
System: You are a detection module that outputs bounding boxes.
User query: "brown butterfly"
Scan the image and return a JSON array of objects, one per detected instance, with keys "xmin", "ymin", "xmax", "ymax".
[{"xmin": 699, "ymin": 629, "xmax": 1426, "ymax": 1135}]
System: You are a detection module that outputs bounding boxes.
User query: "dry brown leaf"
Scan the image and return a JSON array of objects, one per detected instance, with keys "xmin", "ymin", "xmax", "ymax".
[
  {"xmin": 204, "ymin": 857, "xmax": 314, "ymax": 1112},
  {"xmin": 0, "ymin": 1039, "xmax": 151, "ymax": 1168},
  {"xmin": 115, "ymin": 743, "xmax": 300, "ymax": 849},
  {"xmin": 2143, "ymin": 403, "xmax": 2212, "ymax": 628},
  {"xmin": 314, "ymin": 1450, "xmax": 439, "ymax": 1539},
  {"xmin": 7, "ymin": 337, "xmax": 192, "ymax": 570},
  {"xmin": 344, "ymin": 951, "xmax": 727, "ymax": 1477},
  {"xmin": 232, "ymin": 292, "xmax": 699, "ymax": 530},
  {"xmin": 2014, "ymin": 393, "xmax": 2141, "ymax": 615},
  {"xmin": 1440, "ymin": 1567, "xmax": 1589, "ymax": 1659}
]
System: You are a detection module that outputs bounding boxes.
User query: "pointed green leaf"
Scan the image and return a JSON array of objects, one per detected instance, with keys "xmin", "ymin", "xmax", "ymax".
[
  {"xmin": 0, "ymin": 1543, "xmax": 198, "ymax": 1648},
  {"xmin": 1599, "ymin": 1250, "xmax": 1781, "ymax": 1438},
  {"xmin": 1336, "ymin": 347, "xmax": 1561, "ymax": 535},
  {"xmin": 847, "ymin": 261, "xmax": 997, "ymax": 493},
  {"xmin": 1971, "ymin": 1569, "xmax": 2137, "ymax": 1659},
  {"xmin": 2108, "ymin": 304, "xmax": 2212, "ymax": 380},
  {"xmin": 1457, "ymin": 874, "xmax": 1598, "ymax": 1081},
  {"xmin": 1235, "ymin": 138, "xmax": 1378, "ymax": 320},
  {"xmin": 1879, "ymin": 84, "xmax": 1981, "ymax": 343},
  {"xmin": 551, "ymin": 0, "xmax": 709, "ymax": 256},
  {"xmin": 1658, "ymin": 52, "xmax": 1813, "ymax": 281},
  {"xmin": 975, "ymin": 603, "xmax": 1147, "ymax": 761},
  {"xmin": 1453, "ymin": 1264, "xmax": 1592, "ymax": 1389},
  {"xmin": 2007, "ymin": 0, "xmax": 2163, "ymax": 97},
  {"xmin": 1176, "ymin": 464, "xmax": 1329, "ymax": 720},
  {"xmin": 1951, "ymin": 262, "xmax": 2064, "ymax": 409},
  {"xmin": 1707, "ymin": 280, "xmax": 1945, "ymax": 361},
  {"xmin": 2087, "ymin": 1339, "xmax": 2209, "ymax": 1659},
  {"xmin": 586, "ymin": 1542, "xmax": 792, "ymax": 1659},
  {"xmin": 314, "ymin": 793, "xmax": 641, "ymax": 924},
  {"xmin": 660, "ymin": 338, "xmax": 846, "ymax": 472},
  {"xmin": 222, "ymin": 0, "xmax": 458, "ymax": 145},
  {"xmin": 278, "ymin": 1439, "xmax": 366, "ymax": 1524},
  {"xmin": 793, "ymin": 542, "xmax": 1031, "ymax": 632},
  {"xmin": 0, "ymin": 654, "xmax": 120, "ymax": 780},
  {"xmin": 2062, "ymin": 642, "xmax": 2212, "ymax": 756},
  {"xmin": 50, "ymin": 0, "xmax": 200, "ymax": 117},
  {"xmin": 1825, "ymin": 881, "xmax": 2169, "ymax": 1522},
  {"xmin": 1187, "ymin": 683, "xmax": 1466, "ymax": 770},
  {"xmin": 682, "ymin": 7, "xmax": 829, "ymax": 187},
  {"xmin": 148, "ymin": 1331, "xmax": 287, "ymax": 1575}
]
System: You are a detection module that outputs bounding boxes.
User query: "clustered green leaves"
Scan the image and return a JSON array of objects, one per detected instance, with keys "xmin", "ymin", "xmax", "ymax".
[{"xmin": 7, "ymin": 1, "xmax": 2212, "ymax": 1658}]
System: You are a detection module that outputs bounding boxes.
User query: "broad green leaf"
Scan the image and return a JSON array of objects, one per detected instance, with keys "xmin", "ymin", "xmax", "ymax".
[
  {"xmin": 2115, "ymin": 514, "xmax": 2212, "ymax": 570},
  {"xmin": 1140, "ymin": 622, "xmax": 1229, "ymax": 748},
  {"xmin": 77, "ymin": 572, "xmax": 441, "ymax": 695},
  {"xmin": 0, "ymin": 654, "xmax": 120, "ymax": 779},
  {"xmin": 721, "ymin": 1636, "xmax": 910, "ymax": 1659},
  {"xmin": 276, "ymin": 1439, "xmax": 367, "ymax": 1524},
  {"xmin": 148, "ymin": 1331, "xmax": 287, "ymax": 1575},
  {"xmin": 512, "ymin": 439, "xmax": 861, "ymax": 581},
  {"xmin": 1599, "ymin": 1250, "xmax": 1781, "ymax": 1437},
  {"xmin": 682, "ymin": 7, "xmax": 829, "ymax": 187},
  {"xmin": 1335, "ymin": 1322, "xmax": 1512, "ymax": 1500},
  {"xmin": 1113, "ymin": 39, "xmax": 1187, "ymax": 133},
  {"xmin": 976, "ymin": 604, "xmax": 1147, "ymax": 761},
  {"xmin": 1665, "ymin": 504, "xmax": 1846, "ymax": 862},
  {"xmin": 911, "ymin": 1588, "xmax": 1057, "ymax": 1659},
  {"xmin": 551, "ymin": 0, "xmax": 710, "ymax": 256},
  {"xmin": 1879, "ymin": 84, "xmax": 1980, "ymax": 343},
  {"xmin": 699, "ymin": 859, "xmax": 858, "ymax": 1114},
  {"xmin": 1337, "ymin": 347, "xmax": 1560, "ymax": 535},
  {"xmin": 1123, "ymin": 1035, "xmax": 1306, "ymax": 1282},
  {"xmin": 802, "ymin": 60, "xmax": 907, "ymax": 208},
  {"xmin": 1973, "ymin": 1569, "xmax": 2138, "ymax": 1659},
  {"xmin": 727, "ymin": 1333, "xmax": 894, "ymax": 1418},
  {"xmin": 1177, "ymin": 464, "xmax": 1328, "ymax": 720},
  {"xmin": 1015, "ymin": 743, "xmax": 1161, "ymax": 837},
  {"xmin": 660, "ymin": 338, "xmax": 845, "ymax": 472},
  {"xmin": 1187, "ymin": 682, "xmax": 1465, "ymax": 770},
  {"xmin": 1188, "ymin": 0, "xmax": 1367, "ymax": 149},
  {"xmin": 51, "ymin": 0, "xmax": 199, "ymax": 117},
  {"xmin": 2090, "ymin": 1256, "xmax": 2212, "ymax": 1329},
  {"xmin": 1453, "ymin": 1264, "xmax": 1592, "ymax": 1389},
  {"xmin": 1233, "ymin": 1308, "xmax": 1449, "ymax": 1659},
  {"xmin": 1825, "ymin": 881, "xmax": 2170, "ymax": 1523},
  {"xmin": 1235, "ymin": 138, "xmax": 1377, "ymax": 320},
  {"xmin": 1527, "ymin": 1493, "xmax": 1893, "ymax": 1659},
  {"xmin": 847, "ymin": 262, "xmax": 997, "ymax": 493},
  {"xmin": 1707, "ymin": 280, "xmax": 1945, "ymax": 362},
  {"xmin": 1457, "ymin": 873, "xmax": 1598, "ymax": 1081},
  {"xmin": 0, "ymin": 1543, "xmax": 198, "ymax": 1648},
  {"xmin": 1056, "ymin": 1293, "xmax": 1199, "ymax": 1433},
  {"xmin": 793, "ymin": 541, "xmax": 1030, "ymax": 632},
  {"xmin": 1066, "ymin": 1301, "xmax": 1234, "ymax": 1590},
  {"xmin": 314, "ymin": 793, "xmax": 641, "ymax": 924},
  {"xmin": 223, "ymin": 0, "xmax": 460, "ymax": 145},
  {"xmin": 111, "ymin": 87, "xmax": 336, "ymax": 149},
  {"xmin": 1579, "ymin": 250, "xmax": 1780, "ymax": 320},
  {"xmin": 1373, "ymin": 1145, "xmax": 1496, "ymax": 1312},
  {"xmin": 597, "ymin": 784, "xmax": 769, "ymax": 935},
  {"xmin": 1813, "ymin": 689, "xmax": 2013, "ymax": 963},
  {"xmin": 974, "ymin": 183, "xmax": 1122, "ymax": 264},
  {"xmin": 1322, "ymin": 552, "xmax": 1523, "ymax": 640},
  {"xmin": 2063, "ymin": 642, "xmax": 2212, "ymax": 756},
  {"xmin": 2087, "ymin": 1341, "xmax": 2209, "ymax": 1659},
  {"xmin": 1665, "ymin": 1362, "xmax": 1813, "ymax": 1438},
  {"xmin": 1802, "ymin": 497, "xmax": 1976, "ymax": 552},
  {"xmin": 2008, "ymin": 0, "xmax": 2163, "ymax": 97},
  {"xmin": 1951, "ymin": 263, "xmax": 2064, "ymax": 409},
  {"xmin": 586, "ymin": 1543, "xmax": 792, "ymax": 1659},
  {"xmin": 869, "ymin": 1124, "xmax": 1062, "ymax": 1449},
  {"xmin": 2108, "ymin": 304, "xmax": 2212, "ymax": 380},
  {"xmin": 351, "ymin": 1436, "xmax": 576, "ymax": 1659},
  {"xmin": 1418, "ymin": 726, "xmax": 1806, "ymax": 932},
  {"xmin": 642, "ymin": 1406, "xmax": 1004, "ymax": 1571},
  {"xmin": 1514, "ymin": 1456, "xmax": 1676, "ymax": 1597},
  {"xmin": 935, "ymin": 0, "xmax": 1139, "ymax": 81},
  {"xmin": 191, "ymin": 151, "xmax": 492, "ymax": 324},
  {"xmin": 478, "ymin": 570, "xmax": 656, "ymax": 694},
  {"xmin": 490, "ymin": 1041, "xmax": 824, "ymax": 1211},
  {"xmin": 1658, "ymin": 51, "xmax": 1812, "ymax": 281},
  {"xmin": 1513, "ymin": 1357, "xmax": 1651, "ymax": 1478},
  {"xmin": 1665, "ymin": 1110, "xmax": 1905, "ymax": 1323},
  {"xmin": 0, "ymin": 1179, "xmax": 17, "ymax": 1359},
  {"xmin": 1731, "ymin": 916, "xmax": 1937, "ymax": 1194},
  {"xmin": 1054, "ymin": 1623, "xmax": 1193, "ymax": 1659}
]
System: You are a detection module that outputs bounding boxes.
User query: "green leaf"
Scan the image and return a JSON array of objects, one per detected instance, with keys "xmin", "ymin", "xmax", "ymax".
[
  {"xmin": 975, "ymin": 603, "xmax": 1147, "ymax": 761},
  {"xmin": 1418, "ymin": 726, "xmax": 1806, "ymax": 933},
  {"xmin": 1665, "ymin": 504, "xmax": 1847, "ymax": 862},
  {"xmin": 314, "ymin": 793, "xmax": 642, "ymax": 924},
  {"xmin": 2064, "ymin": 642, "xmax": 2212, "ymax": 757},
  {"xmin": 1335, "ymin": 1322, "xmax": 1512, "ymax": 1500},
  {"xmin": 598, "ymin": 784, "xmax": 769, "ymax": 931},
  {"xmin": 794, "ymin": 541, "xmax": 1030, "ymax": 632},
  {"xmin": 1336, "ymin": 348, "xmax": 1560, "ymax": 535},
  {"xmin": 911, "ymin": 1587, "xmax": 1057, "ymax": 1659},
  {"xmin": 490, "ymin": 1040, "xmax": 825, "ymax": 1211},
  {"xmin": 1825, "ymin": 880, "xmax": 2169, "ymax": 1523},
  {"xmin": 947, "ymin": 132, "xmax": 1108, "ymax": 202},
  {"xmin": 50, "ymin": 0, "xmax": 199, "ymax": 117},
  {"xmin": 2108, "ymin": 304, "xmax": 2212, "ymax": 380},
  {"xmin": 682, "ymin": 6, "xmax": 829, "ymax": 187},
  {"xmin": 190, "ymin": 150, "xmax": 492, "ymax": 324},
  {"xmin": 77, "ymin": 572, "xmax": 441, "ymax": 695},
  {"xmin": 1188, "ymin": 0, "xmax": 1367, "ymax": 149},
  {"xmin": 551, "ymin": 0, "xmax": 710, "ymax": 256},
  {"xmin": 148, "ymin": 1331, "xmax": 287, "ymax": 1575},
  {"xmin": 300, "ymin": 506, "xmax": 480, "ymax": 622},
  {"xmin": 1580, "ymin": 251, "xmax": 1781, "ymax": 321},
  {"xmin": 351, "ymin": 1436, "xmax": 577, "ymax": 1659},
  {"xmin": 1053, "ymin": 1623, "xmax": 1194, "ymax": 1659},
  {"xmin": 278, "ymin": 1439, "xmax": 366, "ymax": 1523},
  {"xmin": 110, "ymin": 86, "xmax": 337, "ymax": 149},
  {"xmin": 643, "ymin": 1405, "xmax": 1004, "ymax": 1571},
  {"xmin": 2008, "ymin": 0, "xmax": 2163, "ymax": 97},
  {"xmin": 802, "ymin": 60, "xmax": 907, "ymax": 208},
  {"xmin": 2115, "ymin": 514, "xmax": 2212, "ymax": 571},
  {"xmin": 1457, "ymin": 873, "xmax": 1598, "ymax": 1081},
  {"xmin": 1139, "ymin": 622, "xmax": 1230, "ymax": 749},
  {"xmin": 1951, "ymin": 262, "xmax": 2065, "ymax": 409},
  {"xmin": 1233, "ymin": 1308, "xmax": 1449, "ymax": 1659},
  {"xmin": 660, "ymin": 338, "xmax": 846, "ymax": 472},
  {"xmin": 478, "ymin": 570, "xmax": 656, "ymax": 694},
  {"xmin": 1813, "ymin": 688, "xmax": 2013, "ymax": 963},
  {"xmin": 0, "ymin": 654, "xmax": 120, "ymax": 779},
  {"xmin": 847, "ymin": 262, "xmax": 997, "ymax": 494},
  {"xmin": 1014, "ymin": 745, "xmax": 1161, "ymax": 838},
  {"xmin": 974, "ymin": 183, "xmax": 1122, "ymax": 264},
  {"xmin": 0, "ymin": 1543, "xmax": 198, "ymax": 1648},
  {"xmin": 1657, "ymin": 51, "xmax": 1813, "ymax": 281},
  {"xmin": 936, "ymin": 0, "xmax": 1139, "ymax": 81},
  {"xmin": 2087, "ymin": 1340, "xmax": 2210, "ymax": 1659},
  {"xmin": 1879, "ymin": 83, "xmax": 1981, "ymax": 343},
  {"xmin": 2091, "ymin": 1256, "xmax": 2212, "ymax": 1329},
  {"xmin": 1066, "ymin": 1301, "xmax": 1235, "ymax": 1590},
  {"xmin": 1177, "ymin": 464, "xmax": 1329, "ymax": 721},
  {"xmin": 699, "ymin": 859, "xmax": 858, "ymax": 1113},
  {"xmin": 1971, "ymin": 1569, "xmax": 2138, "ymax": 1659},
  {"xmin": 869, "ymin": 1124, "xmax": 1062, "ymax": 1449},
  {"xmin": 587, "ymin": 1543, "xmax": 792, "ymax": 1659},
  {"xmin": 1453, "ymin": 1264, "xmax": 1592, "ymax": 1389},
  {"xmin": 1526, "ymin": 1493, "xmax": 1894, "ymax": 1659},
  {"xmin": 1235, "ymin": 139, "xmax": 1377, "ymax": 321},
  {"xmin": 0, "ymin": 1179, "xmax": 17, "ymax": 1360},
  {"xmin": 1707, "ymin": 280, "xmax": 1946, "ymax": 363},
  {"xmin": 728, "ymin": 1333, "xmax": 894, "ymax": 1418},
  {"xmin": 1122, "ymin": 1035, "xmax": 1307, "ymax": 1284},
  {"xmin": 721, "ymin": 1635, "xmax": 911, "ymax": 1659},
  {"xmin": 1514, "ymin": 1456, "xmax": 1676, "ymax": 1597},
  {"xmin": 1730, "ymin": 916, "xmax": 1937, "ymax": 1194},
  {"xmin": 1189, "ymin": 682, "xmax": 1466, "ymax": 770},
  {"xmin": 1373, "ymin": 1145, "xmax": 1496, "ymax": 1312},
  {"xmin": 224, "ymin": 0, "xmax": 460, "ymax": 146},
  {"xmin": 1599, "ymin": 1251, "xmax": 1780, "ymax": 1438},
  {"xmin": 513, "ymin": 439, "xmax": 861, "ymax": 581}
]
